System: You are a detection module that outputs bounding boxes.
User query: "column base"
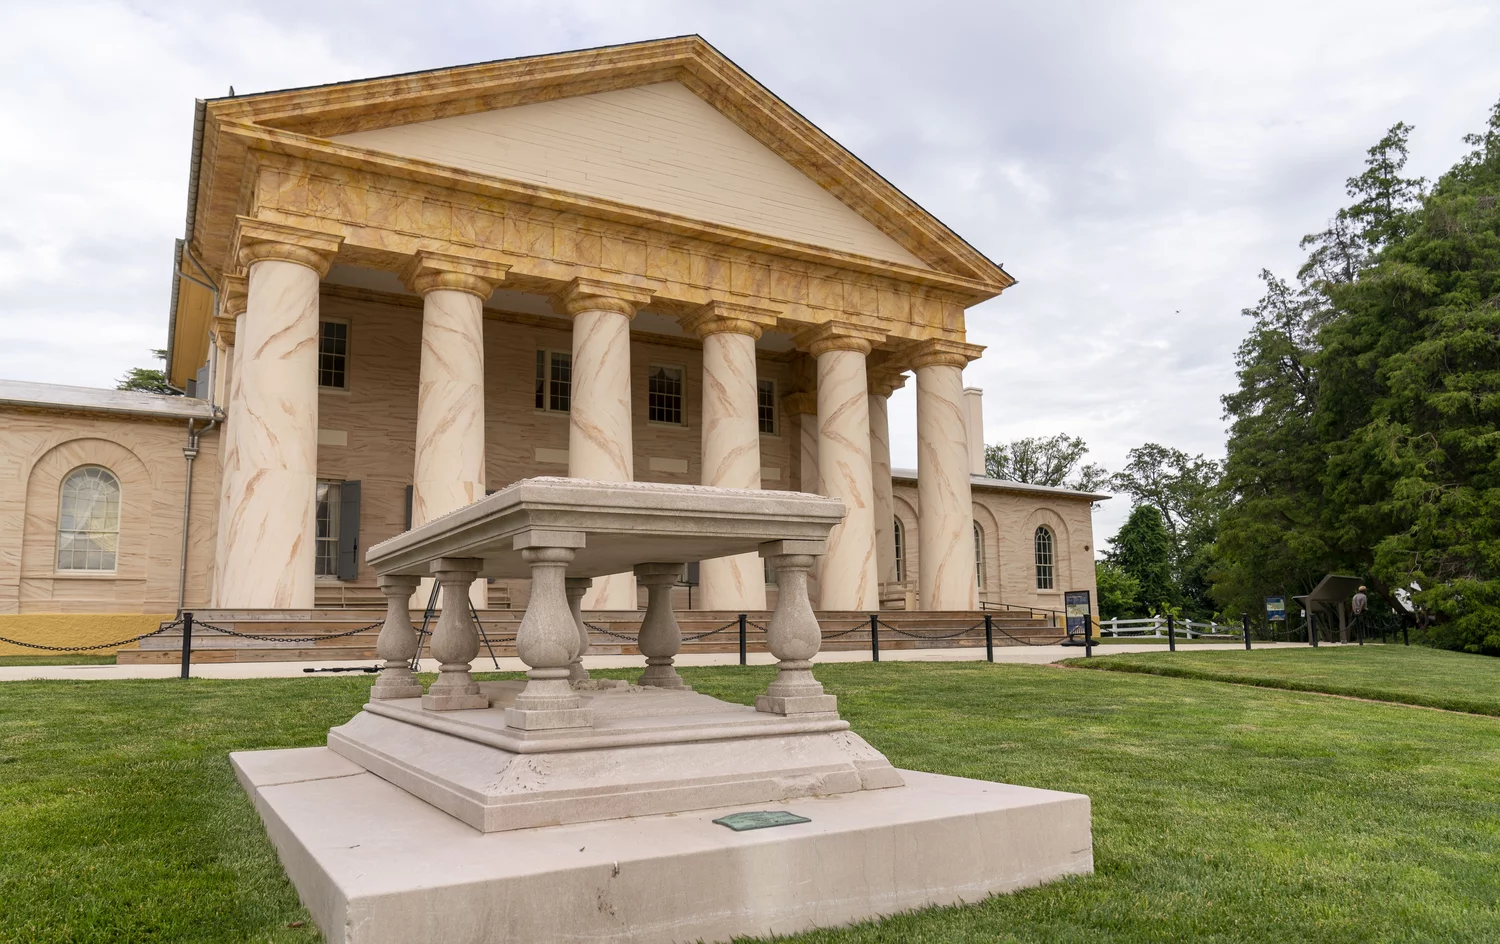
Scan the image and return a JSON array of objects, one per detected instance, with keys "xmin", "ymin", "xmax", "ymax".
[
  {"xmin": 421, "ymin": 691, "xmax": 490, "ymax": 711},
  {"xmin": 504, "ymin": 706, "xmax": 595, "ymax": 730},
  {"xmin": 756, "ymin": 692, "xmax": 839, "ymax": 715},
  {"xmin": 370, "ymin": 680, "xmax": 424, "ymax": 701},
  {"xmin": 639, "ymin": 665, "xmax": 691, "ymax": 690}
]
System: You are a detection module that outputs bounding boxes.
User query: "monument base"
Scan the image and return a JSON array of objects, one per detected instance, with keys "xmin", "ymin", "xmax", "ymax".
[{"xmin": 232, "ymin": 747, "xmax": 1093, "ymax": 944}]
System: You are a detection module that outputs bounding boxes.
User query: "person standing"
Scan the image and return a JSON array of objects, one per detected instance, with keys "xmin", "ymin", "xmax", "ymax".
[{"xmin": 1352, "ymin": 585, "xmax": 1369, "ymax": 642}]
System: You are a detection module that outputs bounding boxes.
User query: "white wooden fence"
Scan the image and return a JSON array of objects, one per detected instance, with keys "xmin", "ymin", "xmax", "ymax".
[{"xmin": 1097, "ymin": 616, "xmax": 1240, "ymax": 639}]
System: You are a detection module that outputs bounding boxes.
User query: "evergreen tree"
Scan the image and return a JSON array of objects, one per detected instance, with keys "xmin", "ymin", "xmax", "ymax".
[
  {"xmin": 116, "ymin": 349, "xmax": 178, "ymax": 395},
  {"xmin": 1108, "ymin": 505, "xmax": 1174, "ymax": 617},
  {"xmin": 1094, "ymin": 559, "xmax": 1140, "ymax": 620}
]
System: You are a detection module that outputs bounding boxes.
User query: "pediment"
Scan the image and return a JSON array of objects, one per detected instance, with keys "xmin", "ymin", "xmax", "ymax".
[{"xmin": 331, "ymin": 82, "xmax": 927, "ymax": 268}]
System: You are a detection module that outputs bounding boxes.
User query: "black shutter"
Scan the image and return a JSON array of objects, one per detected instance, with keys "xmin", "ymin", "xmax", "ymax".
[
  {"xmin": 403, "ymin": 485, "xmax": 414, "ymax": 531},
  {"xmin": 337, "ymin": 480, "xmax": 361, "ymax": 581}
]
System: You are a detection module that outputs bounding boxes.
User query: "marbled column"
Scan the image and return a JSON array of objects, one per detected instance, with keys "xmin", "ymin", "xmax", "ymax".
[
  {"xmin": 211, "ymin": 296, "xmax": 246, "ymax": 606},
  {"xmin": 217, "ymin": 225, "xmax": 339, "ymax": 609},
  {"xmin": 508, "ymin": 531, "xmax": 590, "ymax": 730},
  {"xmin": 565, "ymin": 577, "xmax": 594, "ymax": 682},
  {"xmin": 404, "ymin": 254, "xmax": 506, "ymax": 611},
  {"xmin": 806, "ymin": 326, "xmax": 882, "ymax": 611},
  {"xmin": 563, "ymin": 279, "xmax": 652, "ymax": 610},
  {"xmin": 914, "ymin": 343, "xmax": 980, "ymax": 610},
  {"xmin": 421, "ymin": 557, "xmax": 490, "ymax": 711},
  {"xmin": 635, "ymin": 562, "xmax": 690, "ymax": 689},
  {"xmin": 782, "ymin": 392, "xmax": 821, "ymax": 606},
  {"xmin": 755, "ymin": 540, "xmax": 836, "ymax": 716},
  {"xmin": 684, "ymin": 304, "xmax": 777, "ymax": 611},
  {"xmin": 867, "ymin": 368, "xmax": 905, "ymax": 593},
  {"xmin": 370, "ymin": 574, "xmax": 424, "ymax": 700}
]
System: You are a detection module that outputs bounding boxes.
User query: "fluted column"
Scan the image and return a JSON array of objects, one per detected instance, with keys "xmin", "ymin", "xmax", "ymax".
[
  {"xmin": 216, "ymin": 220, "xmax": 341, "ymax": 608},
  {"xmin": 681, "ymin": 301, "xmax": 779, "ymax": 610},
  {"xmin": 868, "ymin": 366, "xmax": 906, "ymax": 594},
  {"xmin": 800, "ymin": 322, "xmax": 884, "ymax": 611},
  {"xmin": 913, "ymin": 339, "xmax": 985, "ymax": 610},
  {"xmin": 210, "ymin": 274, "xmax": 246, "ymax": 606},
  {"xmin": 402, "ymin": 252, "xmax": 509, "ymax": 611},
  {"xmin": 561, "ymin": 278, "xmax": 654, "ymax": 610}
]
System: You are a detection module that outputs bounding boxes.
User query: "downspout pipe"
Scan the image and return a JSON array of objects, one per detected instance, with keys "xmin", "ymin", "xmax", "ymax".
[{"xmin": 177, "ymin": 414, "xmax": 221, "ymax": 614}]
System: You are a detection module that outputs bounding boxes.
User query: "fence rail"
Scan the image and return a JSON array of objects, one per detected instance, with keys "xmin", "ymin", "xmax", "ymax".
[{"xmin": 1098, "ymin": 616, "xmax": 1242, "ymax": 639}]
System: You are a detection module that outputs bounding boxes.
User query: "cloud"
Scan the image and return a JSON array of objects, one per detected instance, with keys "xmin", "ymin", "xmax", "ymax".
[{"xmin": 2, "ymin": 0, "xmax": 1497, "ymax": 546}]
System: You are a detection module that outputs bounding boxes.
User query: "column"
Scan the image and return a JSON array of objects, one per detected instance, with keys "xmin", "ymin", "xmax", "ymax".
[
  {"xmin": 508, "ymin": 530, "xmax": 591, "ymax": 730},
  {"xmin": 782, "ymin": 391, "xmax": 820, "ymax": 606},
  {"xmin": 370, "ymin": 574, "xmax": 423, "ymax": 700},
  {"xmin": 210, "ymin": 274, "xmax": 246, "ymax": 606},
  {"xmin": 635, "ymin": 562, "xmax": 689, "ymax": 689},
  {"xmin": 912, "ymin": 339, "xmax": 984, "ymax": 610},
  {"xmin": 868, "ymin": 366, "xmax": 906, "ymax": 596},
  {"xmin": 755, "ymin": 540, "xmax": 836, "ymax": 715},
  {"xmin": 216, "ymin": 220, "xmax": 341, "ymax": 609},
  {"xmin": 681, "ymin": 301, "xmax": 779, "ymax": 611},
  {"xmin": 561, "ymin": 278, "xmax": 654, "ymax": 610},
  {"xmin": 422, "ymin": 557, "xmax": 489, "ymax": 710},
  {"xmin": 801, "ymin": 322, "xmax": 884, "ymax": 611},
  {"xmin": 402, "ymin": 251, "xmax": 509, "ymax": 611},
  {"xmin": 565, "ymin": 577, "xmax": 593, "ymax": 682}
]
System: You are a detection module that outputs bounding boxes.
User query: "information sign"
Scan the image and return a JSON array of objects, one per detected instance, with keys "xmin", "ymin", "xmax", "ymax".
[
  {"xmin": 1265, "ymin": 596, "xmax": 1287, "ymax": 622},
  {"xmin": 712, "ymin": 810, "xmax": 811, "ymax": 831},
  {"xmin": 1064, "ymin": 590, "xmax": 1092, "ymax": 638}
]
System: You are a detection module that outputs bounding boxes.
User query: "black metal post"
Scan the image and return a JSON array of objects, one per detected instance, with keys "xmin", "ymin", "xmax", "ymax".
[
  {"xmin": 870, "ymin": 614, "xmax": 880, "ymax": 663},
  {"xmin": 1084, "ymin": 615, "xmax": 1093, "ymax": 658},
  {"xmin": 738, "ymin": 613, "xmax": 747, "ymax": 666},
  {"xmin": 1167, "ymin": 613, "xmax": 1176, "ymax": 652},
  {"xmin": 1404, "ymin": 623, "xmax": 1410, "ymax": 646},
  {"xmin": 179, "ymin": 611, "xmax": 193, "ymax": 679},
  {"xmin": 985, "ymin": 614, "xmax": 994, "ymax": 662},
  {"xmin": 1242, "ymin": 613, "xmax": 1252, "ymax": 650}
]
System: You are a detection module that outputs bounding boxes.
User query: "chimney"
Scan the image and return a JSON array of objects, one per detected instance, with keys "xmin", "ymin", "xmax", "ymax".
[{"xmin": 963, "ymin": 387, "xmax": 985, "ymax": 476}]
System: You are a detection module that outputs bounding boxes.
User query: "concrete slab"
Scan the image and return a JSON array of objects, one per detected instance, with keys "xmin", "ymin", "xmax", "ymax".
[{"xmin": 233, "ymin": 746, "xmax": 1093, "ymax": 944}]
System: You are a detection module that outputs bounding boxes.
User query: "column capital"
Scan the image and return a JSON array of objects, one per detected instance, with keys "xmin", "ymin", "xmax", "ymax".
[
  {"xmin": 220, "ymin": 271, "xmax": 248, "ymax": 318},
  {"xmin": 780, "ymin": 391, "xmax": 818, "ymax": 416},
  {"xmin": 401, "ymin": 250, "xmax": 511, "ymax": 299},
  {"xmin": 908, "ymin": 338, "xmax": 985, "ymax": 370},
  {"xmin": 232, "ymin": 217, "xmax": 342, "ymax": 277},
  {"xmin": 558, "ymin": 277, "xmax": 656, "ymax": 319},
  {"xmin": 868, "ymin": 367, "xmax": 908, "ymax": 398},
  {"xmin": 679, "ymin": 299, "xmax": 781, "ymax": 340},
  {"xmin": 794, "ymin": 321, "xmax": 886, "ymax": 357}
]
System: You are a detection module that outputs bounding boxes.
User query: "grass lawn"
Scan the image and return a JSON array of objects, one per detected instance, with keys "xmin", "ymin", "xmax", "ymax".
[
  {"xmin": 2, "ymin": 663, "xmax": 1497, "ymax": 943},
  {"xmin": 0, "ymin": 655, "xmax": 115, "ymax": 667},
  {"xmin": 1071, "ymin": 644, "xmax": 1500, "ymax": 716}
]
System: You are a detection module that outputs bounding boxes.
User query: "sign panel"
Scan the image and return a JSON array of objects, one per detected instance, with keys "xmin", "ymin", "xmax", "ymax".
[
  {"xmin": 1265, "ymin": 596, "xmax": 1287, "ymax": 622},
  {"xmin": 712, "ymin": 810, "xmax": 811, "ymax": 831},
  {"xmin": 1064, "ymin": 590, "xmax": 1092, "ymax": 638}
]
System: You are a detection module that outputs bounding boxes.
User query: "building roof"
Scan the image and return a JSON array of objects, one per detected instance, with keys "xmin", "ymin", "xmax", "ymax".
[
  {"xmin": 891, "ymin": 468, "xmax": 1111, "ymax": 502},
  {"xmin": 0, "ymin": 380, "xmax": 215, "ymax": 421}
]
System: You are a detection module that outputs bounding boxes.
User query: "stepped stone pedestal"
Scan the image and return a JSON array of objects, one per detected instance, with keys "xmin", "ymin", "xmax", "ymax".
[{"xmin": 232, "ymin": 478, "xmax": 1092, "ymax": 944}]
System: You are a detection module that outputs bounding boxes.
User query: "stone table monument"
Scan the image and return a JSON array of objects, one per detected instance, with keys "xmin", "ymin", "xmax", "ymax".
[{"xmin": 232, "ymin": 477, "xmax": 1092, "ymax": 944}]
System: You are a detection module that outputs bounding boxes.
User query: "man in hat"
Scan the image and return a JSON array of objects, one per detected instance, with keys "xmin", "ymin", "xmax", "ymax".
[{"xmin": 1351, "ymin": 585, "xmax": 1368, "ymax": 642}]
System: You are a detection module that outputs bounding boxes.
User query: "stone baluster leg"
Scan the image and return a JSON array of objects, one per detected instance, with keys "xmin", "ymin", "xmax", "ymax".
[
  {"xmin": 370, "ymin": 573, "xmax": 424, "ymax": 700},
  {"xmin": 756, "ymin": 540, "xmax": 838, "ymax": 715},
  {"xmin": 507, "ymin": 530, "xmax": 592, "ymax": 731},
  {"xmin": 566, "ymin": 577, "xmax": 593, "ymax": 683},
  {"xmin": 421, "ymin": 558, "xmax": 490, "ymax": 711},
  {"xmin": 635, "ymin": 562, "xmax": 690, "ymax": 690}
]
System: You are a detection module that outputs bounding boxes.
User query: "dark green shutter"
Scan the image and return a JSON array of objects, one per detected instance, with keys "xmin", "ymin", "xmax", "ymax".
[{"xmin": 337, "ymin": 480, "xmax": 361, "ymax": 581}]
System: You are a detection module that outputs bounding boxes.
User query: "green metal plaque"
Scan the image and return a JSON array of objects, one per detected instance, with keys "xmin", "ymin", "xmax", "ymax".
[{"xmin": 712, "ymin": 810, "xmax": 811, "ymax": 831}]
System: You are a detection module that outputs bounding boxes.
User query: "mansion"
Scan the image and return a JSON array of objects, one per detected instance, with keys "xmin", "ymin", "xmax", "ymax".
[{"xmin": 0, "ymin": 37, "xmax": 1102, "ymax": 617}]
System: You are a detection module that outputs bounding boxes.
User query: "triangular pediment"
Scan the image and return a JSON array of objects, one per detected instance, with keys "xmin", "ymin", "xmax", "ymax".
[{"xmin": 331, "ymin": 81, "xmax": 928, "ymax": 268}]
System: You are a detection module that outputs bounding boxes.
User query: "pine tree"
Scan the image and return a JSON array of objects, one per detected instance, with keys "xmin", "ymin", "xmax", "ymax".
[{"xmin": 1109, "ymin": 505, "xmax": 1174, "ymax": 617}]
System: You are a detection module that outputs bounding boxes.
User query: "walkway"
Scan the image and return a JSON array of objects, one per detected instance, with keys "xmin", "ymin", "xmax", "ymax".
[{"xmin": 0, "ymin": 641, "xmax": 1314, "ymax": 682}]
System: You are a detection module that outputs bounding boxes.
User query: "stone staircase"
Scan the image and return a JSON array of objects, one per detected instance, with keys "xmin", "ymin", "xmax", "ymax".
[{"xmin": 117, "ymin": 608, "xmax": 1062, "ymax": 665}]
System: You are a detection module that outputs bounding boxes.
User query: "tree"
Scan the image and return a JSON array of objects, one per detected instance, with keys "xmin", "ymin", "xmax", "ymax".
[
  {"xmin": 1108, "ymin": 505, "xmax": 1174, "ymax": 617},
  {"xmin": 984, "ymin": 434, "xmax": 1109, "ymax": 491},
  {"xmin": 1094, "ymin": 559, "xmax": 1140, "ymax": 620},
  {"xmin": 116, "ymin": 349, "xmax": 179, "ymax": 395},
  {"xmin": 1107, "ymin": 443, "xmax": 1221, "ymax": 615}
]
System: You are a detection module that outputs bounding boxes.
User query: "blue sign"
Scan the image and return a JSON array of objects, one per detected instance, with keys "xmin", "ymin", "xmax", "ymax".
[
  {"xmin": 1265, "ymin": 596, "xmax": 1286, "ymax": 622},
  {"xmin": 1065, "ymin": 590, "xmax": 1092, "ymax": 637}
]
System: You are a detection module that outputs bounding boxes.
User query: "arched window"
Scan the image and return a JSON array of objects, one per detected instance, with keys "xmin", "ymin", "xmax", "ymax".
[
  {"xmin": 1034, "ymin": 526, "xmax": 1055, "ymax": 590},
  {"xmin": 57, "ymin": 466, "xmax": 121, "ymax": 572},
  {"xmin": 973, "ymin": 521, "xmax": 985, "ymax": 589},
  {"xmin": 893, "ymin": 516, "xmax": 905, "ymax": 582}
]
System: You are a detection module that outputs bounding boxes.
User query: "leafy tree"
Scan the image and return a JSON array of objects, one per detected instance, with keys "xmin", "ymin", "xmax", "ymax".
[
  {"xmin": 116, "ymin": 349, "xmax": 179, "ymax": 395},
  {"xmin": 1108, "ymin": 443, "xmax": 1221, "ymax": 615},
  {"xmin": 1108, "ymin": 505, "xmax": 1174, "ymax": 617},
  {"xmin": 1094, "ymin": 559, "xmax": 1140, "ymax": 620},
  {"xmin": 984, "ymin": 434, "xmax": 1109, "ymax": 491}
]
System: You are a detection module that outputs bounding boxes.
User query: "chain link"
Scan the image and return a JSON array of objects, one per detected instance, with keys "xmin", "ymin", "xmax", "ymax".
[
  {"xmin": 0, "ymin": 618, "xmax": 183, "ymax": 653},
  {"xmin": 191, "ymin": 620, "xmax": 383, "ymax": 644}
]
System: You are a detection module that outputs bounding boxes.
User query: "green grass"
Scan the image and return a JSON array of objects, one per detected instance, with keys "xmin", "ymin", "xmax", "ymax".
[
  {"xmin": 2, "ymin": 663, "xmax": 1498, "ymax": 942},
  {"xmin": 0, "ymin": 654, "xmax": 115, "ymax": 667},
  {"xmin": 1070, "ymin": 644, "xmax": 1500, "ymax": 716}
]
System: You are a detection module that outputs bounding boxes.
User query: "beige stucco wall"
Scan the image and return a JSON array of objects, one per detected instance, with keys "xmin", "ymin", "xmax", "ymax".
[
  {"xmin": 0, "ymin": 407, "xmax": 219, "ymax": 614},
  {"xmin": 891, "ymin": 479, "xmax": 1099, "ymax": 615}
]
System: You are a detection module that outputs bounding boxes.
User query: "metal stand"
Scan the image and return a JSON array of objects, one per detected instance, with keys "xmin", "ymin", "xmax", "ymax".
[
  {"xmin": 1166, "ymin": 613, "xmax": 1176, "ymax": 652},
  {"xmin": 180, "ymin": 611, "xmax": 194, "ymax": 679}
]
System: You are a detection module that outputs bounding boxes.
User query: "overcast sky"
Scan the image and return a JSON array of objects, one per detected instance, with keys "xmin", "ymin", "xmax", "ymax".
[{"xmin": 3, "ymin": 0, "xmax": 1498, "ymax": 542}]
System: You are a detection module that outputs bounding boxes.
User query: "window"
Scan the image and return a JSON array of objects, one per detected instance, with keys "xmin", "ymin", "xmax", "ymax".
[
  {"xmin": 319, "ymin": 321, "xmax": 349, "ymax": 388},
  {"xmin": 973, "ymin": 521, "xmax": 985, "ymax": 589},
  {"xmin": 1034, "ymin": 526, "xmax": 1055, "ymax": 590},
  {"xmin": 535, "ymin": 349, "xmax": 571, "ymax": 412},
  {"xmin": 893, "ymin": 516, "xmax": 905, "ymax": 582},
  {"xmin": 57, "ymin": 466, "xmax": 121, "ymax": 571},
  {"xmin": 648, "ymin": 365, "xmax": 684, "ymax": 425},
  {"xmin": 757, "ymin": 379, "xmax": 777, "ymax": 434},
  {"xmin": 315, "ymin": 481, "xmax": 342, "ymax": 577}
]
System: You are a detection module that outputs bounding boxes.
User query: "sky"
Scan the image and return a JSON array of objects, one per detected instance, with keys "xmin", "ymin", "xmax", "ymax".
[{"xmin": 2, "ymin": 0, "xmax": 1498, "ymax": 544}]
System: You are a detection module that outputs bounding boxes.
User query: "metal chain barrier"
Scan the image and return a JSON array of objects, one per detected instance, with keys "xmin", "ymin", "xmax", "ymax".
[
  {"xmin": 0, "ymin": 618, "xmax": 183, "ymax": 653},
  {"xmin": 190, "ymin": 619, "xmax": 384, "ymax": 644},
  {"xmin": 878, "ymin": 618, "xmax": 983, "ymax": 640}
]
